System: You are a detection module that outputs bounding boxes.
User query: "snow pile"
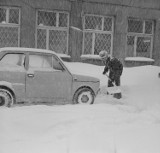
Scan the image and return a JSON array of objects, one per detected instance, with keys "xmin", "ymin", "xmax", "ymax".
[
  {"xmin": 121, "ymin": 65, "xmax": 160, "ymax": 110},
  {"xmin": 125, "ymin": 57, "xmax": 154, "ymax": 62},
  {"xmin": 0, "ymin": 63, "xmax": 160, "ymax": 153},
  {"xmin": 81, "ymin": 54, "xmax": 101, "ymax": 59}
]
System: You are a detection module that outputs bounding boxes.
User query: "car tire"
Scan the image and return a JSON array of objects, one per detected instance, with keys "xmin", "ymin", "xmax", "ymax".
[
  {"xmin": 73, "ymin": 87, "xmax": 95, "ymax": 104},
  {"xmin": 0, "ymin": 88, "xmax": 14, "ymax": 107}
]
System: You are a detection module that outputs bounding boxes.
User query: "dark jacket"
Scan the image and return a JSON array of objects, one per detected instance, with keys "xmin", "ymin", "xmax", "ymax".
[{"xmin": 103, "ymin": 57, "xmax": 123, "ymax": 76}]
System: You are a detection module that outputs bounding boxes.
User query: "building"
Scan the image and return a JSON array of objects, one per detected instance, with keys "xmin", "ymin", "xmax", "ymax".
[{"xmin": 0, "ymin": 0, "xmax": 160, "ymax": 66}]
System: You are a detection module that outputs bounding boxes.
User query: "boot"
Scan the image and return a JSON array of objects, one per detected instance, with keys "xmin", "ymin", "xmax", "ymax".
[{"xmin": 113, "ymin": 92, "xmax": 122, "ymax": 99}]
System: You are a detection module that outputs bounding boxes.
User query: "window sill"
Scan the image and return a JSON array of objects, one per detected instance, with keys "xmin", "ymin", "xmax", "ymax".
[
  {"xmin": 125, "ymin": 57, "xmax": 154, "ymax": 62},
  {"xmin": 57, "ymin": 53, "xmax": 71, "ymax": 62},
  {"xmin": 125, "ymin": 57, "xmax": 155, "ymax": 67},
  {"xmin": 80, "ymin": 55, "xmax": 103, "ymax": 66},
  {"xmin": 81, "ymin": 54, "xmax": 101, "ymax": 60}
]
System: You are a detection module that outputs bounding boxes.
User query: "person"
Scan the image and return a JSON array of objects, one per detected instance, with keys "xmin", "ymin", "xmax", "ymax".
[{"xmin": 99, "ymin": 50, "xmax": 123, "ymax": 98}]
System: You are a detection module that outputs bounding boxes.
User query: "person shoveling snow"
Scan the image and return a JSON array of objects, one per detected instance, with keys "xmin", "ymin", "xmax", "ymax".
[{"xmin": 99, "ymin": 50, "xmax": 123, "ymax": 99}]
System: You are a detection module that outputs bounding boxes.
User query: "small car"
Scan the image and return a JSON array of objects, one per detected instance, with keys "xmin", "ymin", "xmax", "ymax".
[{"xmin": 0, "ymin": 47, "xmax": 100, "ymax": 107}]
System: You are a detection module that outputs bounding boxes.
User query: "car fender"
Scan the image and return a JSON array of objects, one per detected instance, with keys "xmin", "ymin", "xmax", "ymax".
[
  {"xmin": 0, "ymin": 81, "xmax": 14, "ymax": 92},
  {"xmin": 72, "ymin": 74, "xmax": 100, "ymax": 96}
]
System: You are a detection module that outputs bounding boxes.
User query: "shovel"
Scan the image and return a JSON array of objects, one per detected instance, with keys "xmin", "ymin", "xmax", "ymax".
[{"xmin": 105, "ymin": 74, "xmax": 122, "ymax": 99}]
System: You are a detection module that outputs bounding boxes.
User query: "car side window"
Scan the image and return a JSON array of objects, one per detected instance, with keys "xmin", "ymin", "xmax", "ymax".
[
  {"xmin": 29, "ymin": 54, "xmax": 52, "ymax": 69},
  {"xmin": 0, "ymin": 53, "xmax": 25, "ymax": 67},
  {"xmin": 52, "ymin": 55, "xmax": 64, "ymax": 71}
]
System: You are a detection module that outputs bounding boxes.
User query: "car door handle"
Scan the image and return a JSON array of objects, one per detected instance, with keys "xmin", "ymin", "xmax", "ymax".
[{"xmin": 27, "ymin": 74, "xmax": 34, "ymax": 78}]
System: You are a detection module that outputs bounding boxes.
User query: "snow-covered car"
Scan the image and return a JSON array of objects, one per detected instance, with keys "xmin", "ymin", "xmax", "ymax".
[{"xmin": 0, "ymin": 47, "xmax": 100, "ymax": 107}]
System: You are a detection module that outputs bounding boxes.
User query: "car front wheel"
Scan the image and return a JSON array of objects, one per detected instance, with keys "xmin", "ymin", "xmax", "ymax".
[
  {"xmin": 0, "ymin": 88, "xmax": 14, "ymax": 107},
  {"xmin": 73, "ymin": 87, "xmax": 95, "ymax": 104}
]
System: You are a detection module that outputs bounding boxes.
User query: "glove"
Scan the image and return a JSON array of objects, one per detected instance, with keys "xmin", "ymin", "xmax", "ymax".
[{"xmin": 102, "ymin": 71, "xmax": 106, "ymax": 75}]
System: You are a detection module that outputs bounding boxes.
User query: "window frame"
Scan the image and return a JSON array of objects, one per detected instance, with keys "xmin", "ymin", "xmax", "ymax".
[
  {"xmin": 0, "ymin": 6, "xmax": 20, "ymax": 47},
  {"xmin": 82, "ymin": 14, "xmax": 114, "ymax": 55},
  {"xmin": 35, "ymin": 9, "xmax": 69, "ymax": 54},
  {"xmin": 127, "ymin": 17, "xmax": 154, "ymax": 58},
  {"xmin": 28, "ymin": 52, "xmax": 65, "ymax": 71},
  {"xmin": 0, "ymin": 52, "xmax": 25, "ymax": 68},
  {"xmin": 28, "ymin": 53, "xmax": 53, "ymax": 70},
  {"xmin": 0, "ymin": 7, "xmax": 20, "ymax": 25}
]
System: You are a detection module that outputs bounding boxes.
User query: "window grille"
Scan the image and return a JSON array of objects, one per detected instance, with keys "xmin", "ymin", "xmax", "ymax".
[
  {"xmin": 49, "ymin": 30, "xmax": 67, "ymax": 53},
  {"xmin": 145, "ymin": 21, "xmax": 153, "ymax": 34},
  {"xmin": 38, "ymin": 11, "xmax": 56, "ymax": 27},
  {"xmin": 94, "ymin": 33, "xmax": 111, "ymax": 55},
  {"xmin": 127, "ymin": 35, "xmax": 134, "ymax": 46},
  {"xmin": 0, "ymin": 8, "xmax": 6, "ymax": 23},
  {"xmin": 9, "ymin": 8, "xmax": 19, "ymax": 24},
  {"xmin": 127, "ymin": 18, "xmax": 153, "ymax": 58},
  {"xmin": 83, "ymin": 32, "xmax": 92, "ymax": 54},
  {"xmin": 85, "ymin": 15, "xmax": 102, "ymax": 30},
  {"xmin": 36, "ymin": 10, "xmax": 69, "ymax": 54},
  {"xmin": 37, "ymin": 29, "xmax": 46, "ymax": 49},
  {"xmin": 59, "ymin": 13, "xmax": 68, "ymax": 27},
  {"xmin": 83, "ymin": 14, "xmax": 113, "ymax": 55},
  {"xmin": 104, "ymin": 17, "xmax": 112, "ymax": 31},
  {"xmin": 0, "ymin": 7, "xmax": 20, "ymax": 47},
  {"xmin": 128, "ymin": 19, "xmax": 143, "ymax": 33},
  {"xmin": 136, "ymin": 37, "xmax": 151, "ymax": 57}
]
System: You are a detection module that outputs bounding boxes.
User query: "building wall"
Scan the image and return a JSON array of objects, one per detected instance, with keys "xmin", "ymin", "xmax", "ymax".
[
  {"xmin": 82, "ymin": 1, "xmax": 160, "ymax": 65},
  {"xmin": 0, "ymin": 0, "xmax": 71, "ymax": 47},
  {"xmin": 84, "ymin": 0, "xmax": 160, "ymax": 9},
  {"xmin": 1, "ymin": 0, "xmax": 160, "ymax": 66}
]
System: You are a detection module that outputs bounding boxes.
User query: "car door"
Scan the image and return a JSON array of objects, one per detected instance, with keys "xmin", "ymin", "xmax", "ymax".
[
  {"xmin": 25, "ymin": 52, "xmax": 73, "ymax": 103},
  {"xmin": 0, "ymin": 52, "xmax": 26, "ymax": 101}
]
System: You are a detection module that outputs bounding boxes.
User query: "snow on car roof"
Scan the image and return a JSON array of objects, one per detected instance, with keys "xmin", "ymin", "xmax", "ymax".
[{"xmin": 0, "ymin": 47, "xmax": 57, "ymax": 55}]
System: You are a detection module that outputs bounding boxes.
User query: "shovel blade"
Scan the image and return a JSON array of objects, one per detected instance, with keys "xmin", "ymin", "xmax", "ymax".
[{"xmin": 107, "ymin": 86, "xmax": 121, "ymax": 94}]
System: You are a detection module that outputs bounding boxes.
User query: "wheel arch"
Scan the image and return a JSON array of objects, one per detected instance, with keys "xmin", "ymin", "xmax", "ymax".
[
  {"xmin": 0, "ymin": 84, "xmax": 16, "ymax": 103},
  {"xmin": 74, "ymin": 86, "xmax": 95, "ymax": 96},
  {"xmin": 72, "ymin": 86, "xmax": 95, "ymax": 104}
]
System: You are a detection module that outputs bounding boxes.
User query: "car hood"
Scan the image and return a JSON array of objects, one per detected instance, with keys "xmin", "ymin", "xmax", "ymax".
[{"xmin": 72, "ymin": 74, "xmax": 100, "ymax": 83}]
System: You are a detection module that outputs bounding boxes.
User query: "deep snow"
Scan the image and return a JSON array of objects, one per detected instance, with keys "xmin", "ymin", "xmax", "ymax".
[{"xmin": 0, "ymin": 62, "xmax": 160, "ymax": 153}]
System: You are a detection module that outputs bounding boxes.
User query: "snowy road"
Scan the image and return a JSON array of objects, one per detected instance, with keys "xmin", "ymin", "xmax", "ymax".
[{"xmin": 0, "ymin": 63, "xmax": 160, "ymax": 153}]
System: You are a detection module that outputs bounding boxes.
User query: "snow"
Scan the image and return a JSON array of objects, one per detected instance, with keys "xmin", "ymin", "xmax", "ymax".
[
  {"xmin": 57, "ymin": 53, "xmax": 71, "ymax": 58},
  {"xmin": 0, "ymin": 47, "xmax": 57, "ymax": 55},
  {"xmin": 0, "ymin": 62, "xmax": 160, "ymax": 153},
  {"xmin": 70, "ymin": 26, "xmax": 82, "ymax": 31},
  {"xmin": 81, "ymin": 54, "xmax": 101, "ymax": 59},
  {"xmin": 125, "ymin": 57, "xmax": 154, "ymax": 62}
]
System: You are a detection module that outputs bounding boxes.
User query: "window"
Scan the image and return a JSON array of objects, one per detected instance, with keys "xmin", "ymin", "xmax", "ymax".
[
  {"xmin": 83, "ymin": 14, "xmax": 113, "ymax": 55},
  {"xmin": 127, "ymin": 18, "xmax": 154, "ymax": 58},
  {"xmin": 0, "ymin": 7, "xmax": 20, "ymax": 48},
  {"xmin": 36, "ymin": 10, "xmax": 69, "ymax": 54},
  {"xmin": 0, "ymin": 7, "xmax": 19, "ymax": 24},
  {"xmin": 52, "ymin": 55, "xmax": 64, "ymax": 71},
  {"xmin": 1, "ymin": 53, "xmax": 25, "ymax": 67},
  {"xmin": 29, "ymin": 54, "xmax": 64, "ymax": 71},
  {"xmin": 29, "ymin": 54, "xmax": 52, "ymax": 69}
]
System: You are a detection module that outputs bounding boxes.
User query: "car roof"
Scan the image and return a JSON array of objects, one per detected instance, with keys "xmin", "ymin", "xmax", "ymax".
[{"xmin": 0, "ymin": 47, "xmax": 57, "ymax": 55}]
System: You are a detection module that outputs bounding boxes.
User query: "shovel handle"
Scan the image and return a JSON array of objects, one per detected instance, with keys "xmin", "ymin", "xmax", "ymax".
[{"xmin": 105, "ymin": 74, "xmax": 117, "ymax": 87}]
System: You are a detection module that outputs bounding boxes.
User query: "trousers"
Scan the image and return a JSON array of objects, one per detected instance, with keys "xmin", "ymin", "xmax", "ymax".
[{"xmin": 108, "ymin": 71, "xmax": 121, "ymax": 87}]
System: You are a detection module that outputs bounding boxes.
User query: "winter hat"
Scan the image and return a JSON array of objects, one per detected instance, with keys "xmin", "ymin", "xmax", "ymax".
[{"xmin": 99, "ymin": 50, "xmax": 108, "ymax": 59}]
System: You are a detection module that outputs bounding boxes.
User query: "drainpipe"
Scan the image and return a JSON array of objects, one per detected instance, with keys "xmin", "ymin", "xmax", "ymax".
[{"xmin": 69, "ymin": 0, "xmax": 83, "ymax": 62}]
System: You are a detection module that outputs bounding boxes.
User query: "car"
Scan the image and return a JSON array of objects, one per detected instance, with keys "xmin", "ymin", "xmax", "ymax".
[{"xmin": 0, "ymin": 47, "xmax": 100, "ymax": 107}]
